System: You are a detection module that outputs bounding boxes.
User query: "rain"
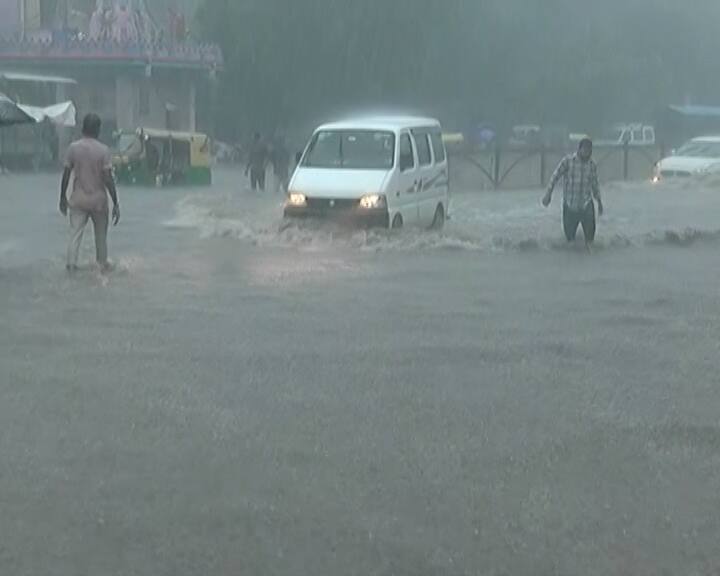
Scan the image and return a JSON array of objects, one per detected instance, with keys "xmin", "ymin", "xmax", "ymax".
[{"xmin": 2, "ymin": 1, "xmax": 720, "ymax": 575}]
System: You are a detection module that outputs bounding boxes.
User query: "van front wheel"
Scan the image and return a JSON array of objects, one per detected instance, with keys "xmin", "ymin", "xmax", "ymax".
[
  {"xmin": 431, "ymin": 204, "xmax": 445, "ymax": 230},
  {"xmin": 391, "ymin": 213, "xmax": 404, "ymax": 230}
]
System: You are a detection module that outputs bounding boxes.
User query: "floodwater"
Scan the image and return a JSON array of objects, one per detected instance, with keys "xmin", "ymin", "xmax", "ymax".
[{"xmin": 2, "ymin": 168, "xmax": 720, "ymax": 575}]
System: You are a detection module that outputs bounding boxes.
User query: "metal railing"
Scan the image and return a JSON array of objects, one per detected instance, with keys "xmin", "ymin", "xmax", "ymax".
[{"xmin": 451, "ymin": 142, "xmax": 664, "ymax": 190}]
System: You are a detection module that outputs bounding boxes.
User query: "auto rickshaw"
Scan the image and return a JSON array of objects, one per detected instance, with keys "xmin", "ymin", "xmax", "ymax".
[{"xmin": 113, "ymin": 128, "xmax": 212, "ymax": 187}]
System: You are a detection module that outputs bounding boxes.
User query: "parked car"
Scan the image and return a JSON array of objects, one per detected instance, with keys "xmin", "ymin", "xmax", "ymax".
[
  {"xmin": 508, "ymin": 124, "xmax": 541, "ymax": 149},
  {"xmin": 597, "ymin": 123, "xmax": 656, "ymax": 147},
  {"xmin": 653, "ymin": 136, "xmax": 720, "ymax": 182}
]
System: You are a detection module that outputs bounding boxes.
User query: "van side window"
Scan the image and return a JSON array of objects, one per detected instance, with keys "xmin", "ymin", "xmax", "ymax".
[
  {"xmin": 413, "ymin": 130, "xmax": 432, "ymax": 166},
  {"xmin": 399, "ymin": 133, "xmax": 415, "ymax": 172},
  {"xmin": 430, "ymin": 132, "xmax": 446, "ymax": 163}
]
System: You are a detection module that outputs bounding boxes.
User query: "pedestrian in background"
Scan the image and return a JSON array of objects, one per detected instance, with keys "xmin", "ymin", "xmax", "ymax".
[
  {"xmin": 271, "ymin": 136, "xmax": 290, "ymax": 194},
  {"xmin": 245, "ymin": 132, "xmax": 268, "ymax": 192}
]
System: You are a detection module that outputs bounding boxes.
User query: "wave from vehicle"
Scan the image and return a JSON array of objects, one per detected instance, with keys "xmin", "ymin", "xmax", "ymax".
[{"xmin": 165, "ymin": 182, "xmax": 720, "ymax": 254}]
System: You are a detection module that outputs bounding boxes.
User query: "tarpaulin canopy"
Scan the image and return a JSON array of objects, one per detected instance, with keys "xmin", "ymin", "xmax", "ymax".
[
  {"xmin": 0, "ymin": 93, "xmax": 35, "ymax": 127},
  {"xmin": 668, "ymin": 104, "xmax": 720, "ymax": 118},
  {"xmin": 0, "ymin": 71, "xmax": 77, "ymax": 86},
  {"xmin": 18, "ymin": 101, "xmax": 77, "ymax": 127}
]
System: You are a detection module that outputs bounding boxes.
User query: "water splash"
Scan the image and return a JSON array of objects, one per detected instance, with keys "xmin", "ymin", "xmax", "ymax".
[{"xmin": 164, "ymin": 182, "xmax": 720, "ymax": 254}]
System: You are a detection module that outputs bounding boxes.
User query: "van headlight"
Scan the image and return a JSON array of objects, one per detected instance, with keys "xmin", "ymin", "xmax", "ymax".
[
  {"xmin": 359, "ymin": 194, "xmax": 386, "ymax": 210},
  {"xmin": 287, "ymin": 192, "xmax": 307, "ymax": 207}
]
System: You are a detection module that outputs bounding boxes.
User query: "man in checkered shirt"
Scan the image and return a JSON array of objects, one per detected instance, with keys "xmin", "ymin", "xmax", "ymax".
[{"xmin": 543, "ymin": 138, "xmax": 604, "ymax": 245}]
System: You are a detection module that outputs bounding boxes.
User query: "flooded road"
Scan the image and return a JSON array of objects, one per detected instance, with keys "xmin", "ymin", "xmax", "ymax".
[{"xmin": 2, "ymin": 169, "xmax": 720, "ymax": 575}]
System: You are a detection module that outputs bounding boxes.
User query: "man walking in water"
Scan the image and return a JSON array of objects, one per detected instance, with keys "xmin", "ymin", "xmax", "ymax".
[
  {"xmin": 543, "ymin": 137, "xmax": 604, "ymax": 245},
  {"xmin": 60, "ymin": 113, "xmax": 120, "ymax": 273},
  {"xmin": 245, "ymin": 132, "xmax": 268, "ymax": 192}
]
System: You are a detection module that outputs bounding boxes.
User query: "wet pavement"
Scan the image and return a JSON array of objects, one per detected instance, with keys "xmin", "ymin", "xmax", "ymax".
[{"xmin": 2, "ymin": 169, "xmax": 720, "ymax": 575}]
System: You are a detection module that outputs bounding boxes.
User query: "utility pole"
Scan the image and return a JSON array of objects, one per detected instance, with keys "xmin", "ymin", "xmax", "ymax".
[{"xmin": 19, "ymin": 0, "xmax": 25, "ymax": 40}]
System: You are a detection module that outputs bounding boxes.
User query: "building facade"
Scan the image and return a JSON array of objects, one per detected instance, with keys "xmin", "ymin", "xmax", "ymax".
[{"xmin": 0, "ymin": 0, "xmax": 221, "ymax": 140}]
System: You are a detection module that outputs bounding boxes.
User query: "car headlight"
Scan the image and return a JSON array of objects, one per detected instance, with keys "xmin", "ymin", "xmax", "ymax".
[
  {"xmin": 359, "ymin": 194, "xmax": 386, "ymax": 210},
  {"xmin": 651, "ymin": 164, "xmax": 661, "ymax": 183},
  {"xmin": 287, "ymin": 192, "xmax": 307, "ymax": 207}
]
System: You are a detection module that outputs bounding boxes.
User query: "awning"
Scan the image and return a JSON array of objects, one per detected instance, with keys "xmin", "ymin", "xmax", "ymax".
[
  {"xmin": 668, "ymin": 105, "xmax": 720, "ymax": 118},
  {"xmin": 0, "ymin": 93, "xmax": 35, "ymax": 127},
  {"xmin": 18, "ymin": 101, "xmax": 76, "ymax": 127},
  {"xmin": 0, "ymin": 71, "xmax": 77, "ymax": 85}
]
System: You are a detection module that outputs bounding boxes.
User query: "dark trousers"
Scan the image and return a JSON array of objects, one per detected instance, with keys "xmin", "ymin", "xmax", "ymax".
[
  {"xmin": 563, "ymin": 202, "xmax": 596, "ymax": 244},
  {"xmin": 250, "ymin": 168, "xmax": 266, "ymax": 191},
  {"xmin": 274, "ymin": 169, "xmax": 289, "ymax": 193}
]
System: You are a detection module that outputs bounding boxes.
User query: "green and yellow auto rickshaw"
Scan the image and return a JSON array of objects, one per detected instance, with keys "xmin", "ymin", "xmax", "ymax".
[{"xmin": 113, "ymin": 128, "xmax": 212, "ymax": 187}]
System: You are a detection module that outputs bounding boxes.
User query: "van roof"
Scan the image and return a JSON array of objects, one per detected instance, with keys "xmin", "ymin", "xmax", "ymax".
[{"xmin": 316, "ymin": 115, "xmax": 441, "ymax": 132}]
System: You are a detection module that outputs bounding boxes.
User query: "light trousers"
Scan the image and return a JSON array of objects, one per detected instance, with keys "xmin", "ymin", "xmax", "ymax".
[{"xmin": 67, "ymin": 208, "xmax": 108, "ymax": 267}]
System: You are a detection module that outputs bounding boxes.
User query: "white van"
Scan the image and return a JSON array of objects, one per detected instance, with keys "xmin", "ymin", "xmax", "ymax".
[{"xmin": 284, "ymin": 116, "xmax": 450, "ymax": 229}]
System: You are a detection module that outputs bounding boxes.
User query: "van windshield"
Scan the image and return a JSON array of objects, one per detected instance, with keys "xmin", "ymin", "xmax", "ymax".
[{"xmin": 303, "ymin": 130, "xmax": 395, "ymax": 170}]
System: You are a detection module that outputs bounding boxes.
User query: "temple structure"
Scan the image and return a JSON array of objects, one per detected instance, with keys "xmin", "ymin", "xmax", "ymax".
[{"xmin": 0, "ymin": 0, "xmax": 220, "ymax": 142}]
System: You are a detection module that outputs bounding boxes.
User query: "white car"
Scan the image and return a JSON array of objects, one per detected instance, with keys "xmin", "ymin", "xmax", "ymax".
[
  {"xmin": 654, "ymin": 136, "xmax": 720, "ymax": 181},
  {"xmin": 509, "ymin": 124, "xmax": 541, "ymax": 148},
  {"xmin": 285, "ymin": 116, "xmax": 450, "ymax": 229}
]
